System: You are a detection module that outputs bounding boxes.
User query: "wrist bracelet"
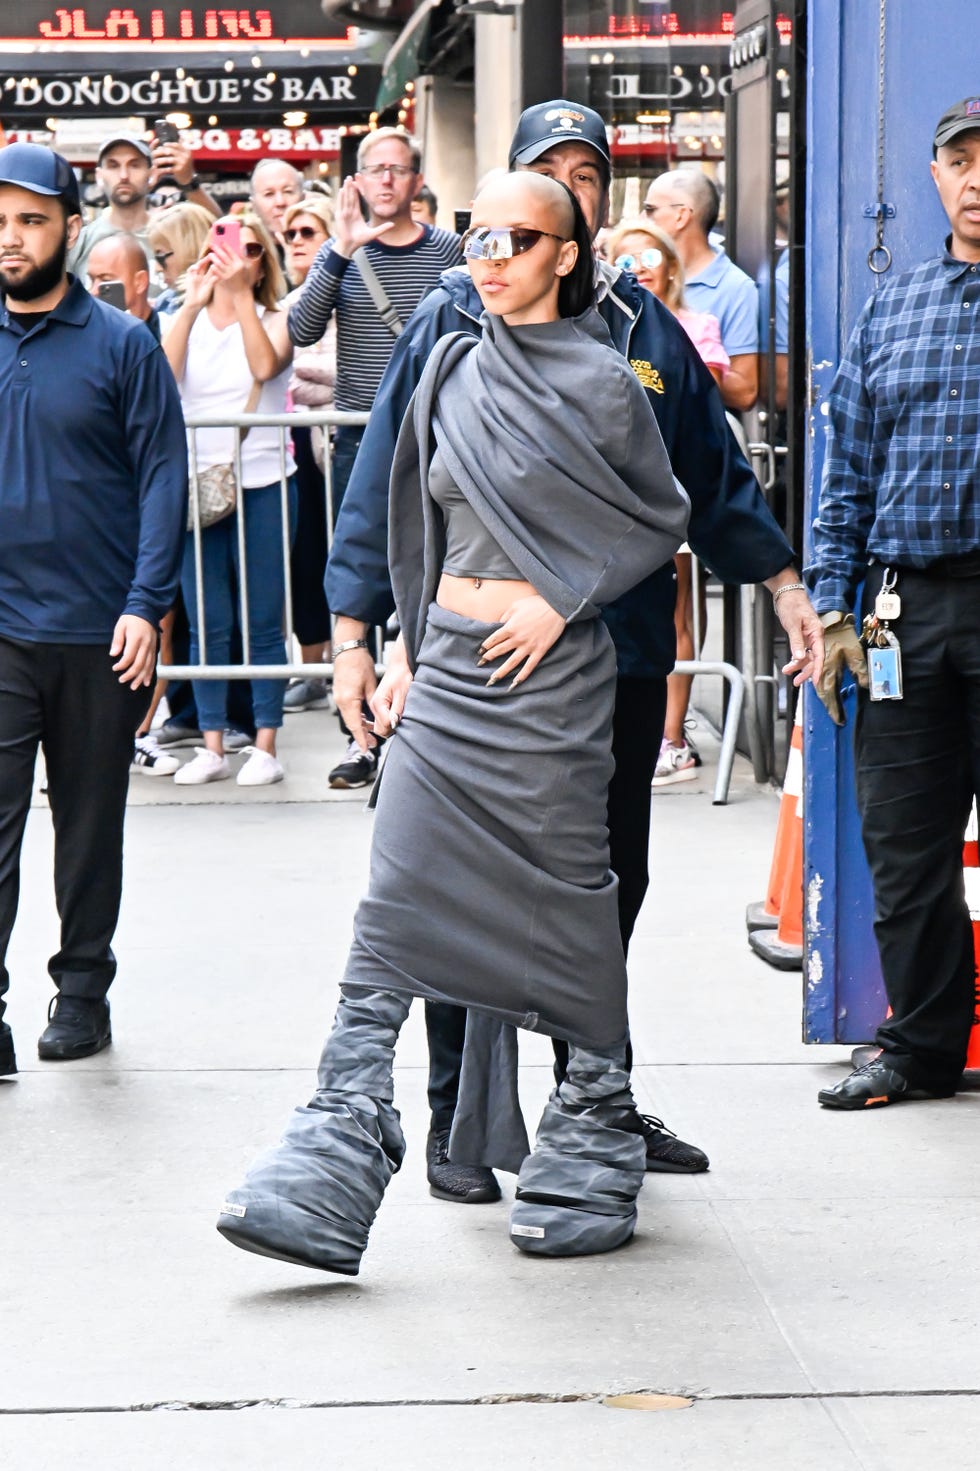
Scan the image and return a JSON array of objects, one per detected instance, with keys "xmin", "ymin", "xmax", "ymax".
[
  {"xmin": 772, "ymin": 581, "xmax": 806, "ymax": 605},
  {"xmin": 333, "ymin": 638, "xmax": 370, "ymax": 656}
]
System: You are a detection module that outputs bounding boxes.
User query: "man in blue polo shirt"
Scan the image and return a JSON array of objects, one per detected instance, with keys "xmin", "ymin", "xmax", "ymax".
[
  {"xmin": 321, "ymin": 102, "xmax": 823, "ymax": 1206},
  {"xmin": 0, "ymin": 144, "xmax": 187, "ymax": 1076},
  {"xmin": 643, "ymin": 168, "xmax": 760, "ymax": 412}
]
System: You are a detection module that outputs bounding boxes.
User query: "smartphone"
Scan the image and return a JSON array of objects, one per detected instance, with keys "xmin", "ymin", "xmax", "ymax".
[
  {"xmin": 210, "ymin": 218, "xmax": 242, "ymax": 256},
  {"xmin": 97, "ymin": 280, "xmax": 127, "ymax": 311},
  {"xmin": 153, "ymin": 118, "xmax": 180, "ymax": 145},
  {"xmin": 454, "ymin": 208, "xmax": 472, "ymax": 238}
]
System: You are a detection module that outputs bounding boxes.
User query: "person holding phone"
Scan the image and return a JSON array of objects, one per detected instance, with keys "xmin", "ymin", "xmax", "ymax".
[
  {"xmin": 217, "ymin": 173, "xmax": 691, "ymax": 1273},
  {"xmin": 161, "ymin": 212, "xmax": 296, "ymax": 787},
  {"xmin": 86, "ymin": 231, "xmax": 160, "ymax": 341},
  {"xmin": 70, "ymin": 131, "xmax": 217, "ymax": 288}
]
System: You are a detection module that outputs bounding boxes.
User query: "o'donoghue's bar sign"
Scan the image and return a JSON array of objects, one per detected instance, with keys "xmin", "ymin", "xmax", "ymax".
[{"xmin": 0, "ymin": 66, "xmax": 380, "ymax": 119}]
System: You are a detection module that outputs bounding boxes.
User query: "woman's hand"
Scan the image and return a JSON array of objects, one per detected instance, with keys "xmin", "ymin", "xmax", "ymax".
[
  {"xmin": 209, "ymin": 245, "xmax": 252, "ymax": 301},
  {"xmin": 369, "ymin": 638, "xmax": 413, "ymax": 737},
  {"xmin": 478, "ymin": 594, "xmax": 566, "ymax": 688},
  {"xmin": 181, "ymin": 258, "xmax": 214, "ymax": 312}
]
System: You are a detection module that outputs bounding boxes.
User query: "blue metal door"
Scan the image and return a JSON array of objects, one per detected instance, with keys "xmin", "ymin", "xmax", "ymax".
[{"xmin": 803, "ymin": 0, "xmax": 979, "ymax": 1041}]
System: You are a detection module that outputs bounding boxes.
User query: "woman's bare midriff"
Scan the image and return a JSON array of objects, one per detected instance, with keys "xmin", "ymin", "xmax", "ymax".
[{"xmin": 436, "ymin": 572, "xmax": 536, "ymax": 622}]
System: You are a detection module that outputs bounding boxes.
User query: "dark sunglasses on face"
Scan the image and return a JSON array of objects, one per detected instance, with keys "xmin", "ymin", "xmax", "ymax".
[
  {"xmin": 241, "ymin": 242, "xmax": 264, "ymax": 260},
  {"xmin": 462, "ymin": 226, "xmax": 569, "ymax": 261},
  {"xmin": 153, "ymin": 250, "xmax": 174, "ymax": 266},
  {"xmin": 614, "ymin": 247, "xmax": 664, "ymax": 272},
  {"xmin": 283, "ymin": 225, "xmax": 324, "ymax": 243}
]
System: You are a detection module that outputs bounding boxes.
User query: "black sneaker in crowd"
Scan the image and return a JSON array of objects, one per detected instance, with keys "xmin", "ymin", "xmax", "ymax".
[
  {"xmin": 818, "ymin": 1057, "xmax": 956, "ymax": 1110},
  {"xmin": 328, "ymin": 739, "xmax": 379, "ymax": 790},
  {"xmin": 426, "ymin": 1127, "xmax": 501, "ymax": 1204},
  {"xmin": 37, "ymin": 996, "xmax": 112, "ymax": 1061},
  {"xmin": 0, "ymin": 1022, "xmax": 16, "ymax": 1076},
  {"xmin": 637, "ymin": 1113, "xmax": 709, "ymax": 1173}
]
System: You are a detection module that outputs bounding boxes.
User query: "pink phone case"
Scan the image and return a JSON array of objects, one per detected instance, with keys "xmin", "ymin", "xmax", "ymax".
[{"xmin": 210, "ymin": 219, "xmax": 242, "ymax": 256}]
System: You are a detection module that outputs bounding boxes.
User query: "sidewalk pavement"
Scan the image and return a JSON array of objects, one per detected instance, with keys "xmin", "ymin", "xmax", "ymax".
[{"xmin": 3, "ymin": 705, "xmax": 980, "ymax": 1470}]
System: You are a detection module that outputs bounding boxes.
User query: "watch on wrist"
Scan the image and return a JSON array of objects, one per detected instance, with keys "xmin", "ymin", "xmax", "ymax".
[
  {"xmin": 181, "ymin": 174, "xmax": 201, "ymax": 195},
  {"xmin": 333, "ymin": 638, "xmax": 370, "ymax": 657}
]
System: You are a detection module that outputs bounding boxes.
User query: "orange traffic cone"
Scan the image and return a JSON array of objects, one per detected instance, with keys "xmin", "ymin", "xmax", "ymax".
[
  {"xmin": 747, "ymin": 702, "xmax": 804, "ymax": 970},
  {"xmin": 962, "ymin": 805, "xmax": 980, "ymax": 1069}
]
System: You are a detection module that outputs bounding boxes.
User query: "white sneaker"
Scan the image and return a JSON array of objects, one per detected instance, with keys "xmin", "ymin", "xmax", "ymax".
[
  {"xmin": 236, "ymin": 747, "xmax": 284, "ymax": 786},
  {"xmin": 652, "ymin": 739, "xmax": 699, "ymax": 787},
  {"xmin": 131, "ymin": 737, "xmax": 180, "ymax": 777},
  {"xmin": 173, "ymin": 748, "xmax": 231, "ymax": 785}
]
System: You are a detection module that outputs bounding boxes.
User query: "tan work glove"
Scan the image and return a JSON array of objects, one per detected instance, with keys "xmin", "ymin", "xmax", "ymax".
[{"xmin": 815, "ymin": 612, "xmax": 868, "ymax": 725}]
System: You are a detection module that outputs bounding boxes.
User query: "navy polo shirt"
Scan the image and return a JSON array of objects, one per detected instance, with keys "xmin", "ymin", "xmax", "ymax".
[{"xmin": 0, "ymin": 277, "xmax": 188, "ymax": 644}]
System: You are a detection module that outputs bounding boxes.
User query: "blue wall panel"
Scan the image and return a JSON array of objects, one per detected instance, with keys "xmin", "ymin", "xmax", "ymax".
[{"xmin": 804, "ymin": 0, "xmax": 978, "ymax": 1041}]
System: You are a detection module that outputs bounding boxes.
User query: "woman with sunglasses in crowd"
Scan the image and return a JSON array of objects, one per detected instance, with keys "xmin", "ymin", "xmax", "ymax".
[
  {"xmin": 161, "ymin": 212, "xmax": 296, "ymax": 786},
  {"xmin": 279, "ymin": 193, "xmax": 338, "ymax": 713},
  {"xmin": 217, "ymin": 172, "xmax": 689, "ymax": 1274},
  {"xmin": 608, "ymin": 218, "xmax": 730, "ymax": 787},
  {"xmin": 147, "ymin": 201, "xmax": 215, "ymax": 315}
]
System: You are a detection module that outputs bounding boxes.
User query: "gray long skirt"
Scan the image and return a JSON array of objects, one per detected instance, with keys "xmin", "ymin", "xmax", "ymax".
[{"xmin": 344, "ymin": 602, "xmax": 628, "ymax": 1052}]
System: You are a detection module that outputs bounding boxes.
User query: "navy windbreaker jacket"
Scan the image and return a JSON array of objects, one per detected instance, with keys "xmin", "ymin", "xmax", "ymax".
[{"xmin": 325, "ymin": 264, "xmax": 792, "ymax": 678}]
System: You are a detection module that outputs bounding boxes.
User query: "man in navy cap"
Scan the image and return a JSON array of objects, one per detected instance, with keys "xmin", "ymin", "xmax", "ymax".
[
  {"xmin": 810, "ymin": 98, "xmax": 980, "ymax": 1111},
  {"xmin": 322, "ymin": 101, "xmax": 823, "ymax": 1201},
  {"xmin": 0, "ymin": 143, "xmax": 187, "ymax": 1075}
]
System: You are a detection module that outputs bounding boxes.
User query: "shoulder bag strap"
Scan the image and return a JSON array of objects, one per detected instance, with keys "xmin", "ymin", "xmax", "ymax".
[
  {"xmin": 353, "ymin": 246, "xmax": 404, "ymax": 337},
  {"xmin": 239, "ymin": 378, "xmax": 262, "ymax": 443}
]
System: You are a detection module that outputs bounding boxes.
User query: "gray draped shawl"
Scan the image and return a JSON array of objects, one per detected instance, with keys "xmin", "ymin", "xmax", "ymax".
[{"xmin": 389, "ymin": 307, "xmax": 690, "ymax": 666}]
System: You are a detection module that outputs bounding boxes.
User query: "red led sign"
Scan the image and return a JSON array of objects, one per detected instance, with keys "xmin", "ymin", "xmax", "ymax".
[{"xmin": 2, "ymin": 4, "xmax": 349, "ymax": 44}]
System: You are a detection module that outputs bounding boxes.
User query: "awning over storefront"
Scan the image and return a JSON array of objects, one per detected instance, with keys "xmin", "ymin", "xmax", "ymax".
[{"xmin": 375, "ymin": 0, "xmax": 443, "ymax": 113}]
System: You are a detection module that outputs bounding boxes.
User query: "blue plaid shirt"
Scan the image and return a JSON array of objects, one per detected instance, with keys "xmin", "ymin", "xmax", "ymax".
[{"xmin": 807, "ymin": 244, "xmax": 980, "ymax": 613}]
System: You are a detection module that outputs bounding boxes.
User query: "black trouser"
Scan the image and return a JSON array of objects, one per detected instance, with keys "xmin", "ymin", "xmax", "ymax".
[
  {"xmin": 0, "ymin": 636, "xmax": 151, "ymax": 1027},
  {"xmin": 425, "ymin": 675, "xmax": 668, "ymax": 1123},
  {"xmin": 857, "ymin": 564, "xmax": 979, "ymax": 1087}
]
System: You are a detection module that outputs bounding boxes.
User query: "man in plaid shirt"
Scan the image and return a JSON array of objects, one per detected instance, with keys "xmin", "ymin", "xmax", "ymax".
[{"xmin": 808, "ymin": 97, "xmax": 980, "ymax": 1111}]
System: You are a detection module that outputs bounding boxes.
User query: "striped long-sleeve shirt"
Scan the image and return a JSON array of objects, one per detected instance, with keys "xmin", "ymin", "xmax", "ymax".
[
  {"xmin": 807, "ymin": 245, "xmax": 980, "ymax": 613},
  {"xmin": 287, "ymin": 225, "xmax": 463, "ymax": 412}
]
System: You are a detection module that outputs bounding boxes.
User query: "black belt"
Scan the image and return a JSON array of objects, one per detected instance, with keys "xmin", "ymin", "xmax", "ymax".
[{"xmin": 874, "ymin": 551, "xmax": 980, "ymax": 580}]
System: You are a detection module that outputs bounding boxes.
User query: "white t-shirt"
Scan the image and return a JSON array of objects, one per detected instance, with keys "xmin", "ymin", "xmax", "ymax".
[{"xmin": 167, "ymin": 304, "xmax": 296, "ymax": 488}]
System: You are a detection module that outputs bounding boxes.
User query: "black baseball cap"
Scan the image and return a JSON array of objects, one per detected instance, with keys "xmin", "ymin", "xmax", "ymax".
[
  {"xmin": 0, "ymin": 142, "xmax": 81, "ymax": 213},
  {"xmin": 934, "ymin": 96, "xmax": 980, "ymax": 151},
  {"xmin": 97, "ymin": 132, "xmax": 153, "ymax": 165},
  {"xmin": 509, "ymin": 100, "xmax": 612, "ymax": 176}
]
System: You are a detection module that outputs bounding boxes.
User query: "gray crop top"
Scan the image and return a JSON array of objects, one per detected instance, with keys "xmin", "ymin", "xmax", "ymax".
[{"xmin": 428, "ymin": 447, "xmax": 523, "ymax": 581}]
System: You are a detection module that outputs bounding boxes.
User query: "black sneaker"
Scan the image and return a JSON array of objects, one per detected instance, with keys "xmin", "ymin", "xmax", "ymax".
[
  {"xmin": 328, "ymin": 739, "xmax": 379, "ymax": 790},
  {"xmin": 637, "ymin": 1113, "xmax": 709, "ymax": 1173},
  {"xmin": 0, "ymin": 1022, "xmax": 16, "ymax": 1076},
  {"xmin": 37, "ymin": 996, "xmax": 111, "ymax": 1061},
  {"xmin": 818, "ymin": 1057, "xmax": 956, "ymax": 1110},
  {"xmin": 426, "ymin": 1127, "xmax": 502, "ymax": 1204}
]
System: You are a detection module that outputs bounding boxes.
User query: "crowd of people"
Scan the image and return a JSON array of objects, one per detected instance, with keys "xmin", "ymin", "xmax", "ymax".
[{"xmin": 27, "ymin": 119, "xmax": 789, "ymax": 797}]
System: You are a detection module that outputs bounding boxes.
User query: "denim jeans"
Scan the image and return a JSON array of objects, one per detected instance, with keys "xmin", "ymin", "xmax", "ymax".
[
  {"xmin": 331, "ymin": 424, "xmax": 365, "ymax": 526},
  {"xmin": 181, "ymin": 477, "xmax": 296, "ymax": 732}
]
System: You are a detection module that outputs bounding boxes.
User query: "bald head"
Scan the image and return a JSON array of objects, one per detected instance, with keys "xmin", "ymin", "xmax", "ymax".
[
  {"xmin": 87, "ymin": 231, "xmax": 151, "ymax": 317},
  {"xmin": 250, "ymin": 158, "xmax": 304, "ymax": 233},
  {"xmin": 472, "ymin": 171, "xmax": 575, "ymax": 239},
  {"xmin": 666, "ymin": 169, "xmax": 720, "ymax": 235}
]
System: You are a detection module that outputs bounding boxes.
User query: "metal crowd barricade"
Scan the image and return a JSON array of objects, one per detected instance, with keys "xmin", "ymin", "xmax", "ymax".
[
  {"xmin": 159, "ymin": 409, "xmax": 373, "ymax": 683},
  {"xmin": 672, "ymin": 550, "xmax": 745, "ymax": 807},
  {"xmin": 166, "ymin": 408, "xmax": 747, "ymax": 802}
]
